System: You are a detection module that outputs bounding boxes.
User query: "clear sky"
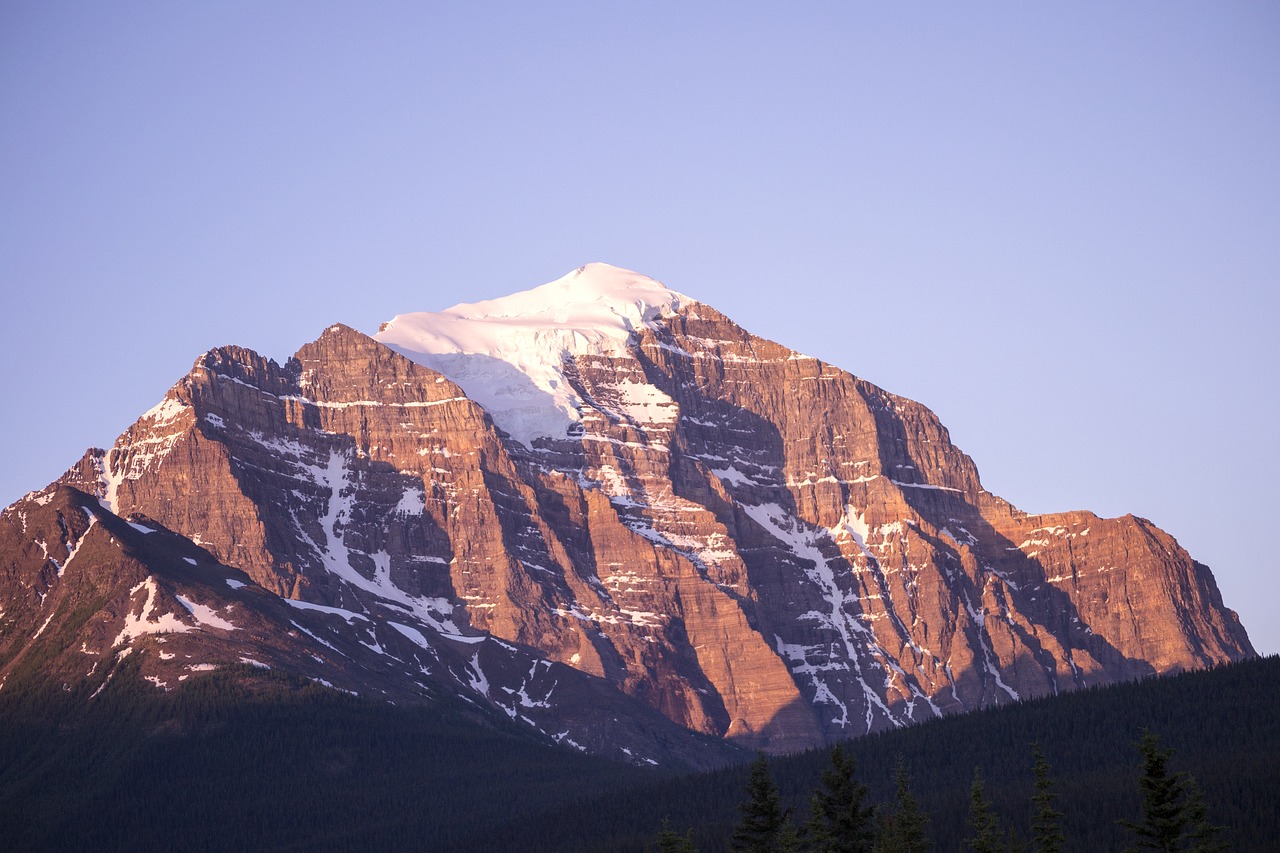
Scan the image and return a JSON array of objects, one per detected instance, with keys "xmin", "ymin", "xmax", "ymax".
[{"xmin": 2, "ymin": 3, "xmax": 1277, "ymax": 654}]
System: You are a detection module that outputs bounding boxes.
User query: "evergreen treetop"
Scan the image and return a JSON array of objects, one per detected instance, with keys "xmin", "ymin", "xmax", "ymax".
[
  {"xmin": 1029, "ymin": 743, "xmax": 1064, "ymax": 853},
  {"xmin": 731, "ymin": 753, "xmax": 788, "ymax": 853},
  {"xmin": 1118, "ymin": 731, "xmax": 1225, "ymax": 853},
  {"xmin": 656, "ymin": 817, "xmax": 699, "ymax": 853},
  {"xmin": 966, "ymin": 767, "xmax": 1004, "ymax": 853},
  {"xmin": 807, "ymin": 743, "xmax": 875, "ymax": 853},
  {"xmin": 875, "ymin": 757, "xmax": 931, "ymax": 853}
]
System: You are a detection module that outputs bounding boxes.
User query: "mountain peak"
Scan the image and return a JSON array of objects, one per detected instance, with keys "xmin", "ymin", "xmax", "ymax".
[
  {"xmin": 374, "ymin": 265, "xmax": 689, "ymax": 446},
  {"xmin": 382, "ymin": 263, "xmax": 684, "ymax": 331},
  {"xmin": 561, "ymin": 260, "xmax": 678, "ymax": 298}
]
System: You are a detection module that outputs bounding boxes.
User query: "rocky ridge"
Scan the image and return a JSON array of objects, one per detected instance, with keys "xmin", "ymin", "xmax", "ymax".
[{"xmin": 0, "ymin": 263, "xmax": 1252, "ymax": 764}]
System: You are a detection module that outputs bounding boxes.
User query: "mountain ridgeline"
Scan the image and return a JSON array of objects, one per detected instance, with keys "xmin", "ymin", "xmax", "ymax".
[{"xmin": 0, "ymin": 263, "xmax": 1252, "ymax": 766}]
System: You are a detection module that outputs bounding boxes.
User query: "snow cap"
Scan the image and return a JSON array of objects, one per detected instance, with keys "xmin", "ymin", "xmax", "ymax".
[{"xmin": 375, "ymin": 263, "xmax": 688, "ymax": 445}]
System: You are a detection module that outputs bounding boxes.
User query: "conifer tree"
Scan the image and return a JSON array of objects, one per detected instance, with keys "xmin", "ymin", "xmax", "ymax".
[
  {"xmin": 656, "ymin": 817, "xmax": 699, "ymax": 853},
  {"xmin": 1029, "ymin": 744, "xmax": 1065, "ymax": 853},
  {"xmin": 806, "ymin": 743, "xmax": 875, "ymax": 853},
  {"xmin": 875, "ymin": 757, "xmax": 930, "ymax": 853},
  {"xmin": 966, "ymin": 768, "xmax": 1004, "ymax": 853},
  {"xmin": 731, "ymin": 753, "xmax": 787, "ymax": 853},
  {"xmin": 1118, "ymin": 732, "xmax": 1225, "ymax": 852},
  {"xmin": 778, "ymin": 818, "xmax": 803, "ymax": 853},
  {"xmin": 808, "ymin": 792, "xmax": 834, "ymax": 852},
  {"xmin": 1181, "ymin": 780, "xmax": 1226, "ymax": 853}
]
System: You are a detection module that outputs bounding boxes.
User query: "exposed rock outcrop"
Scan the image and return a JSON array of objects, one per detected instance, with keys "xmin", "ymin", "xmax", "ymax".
[{"xmin": 0, "ymin": 263, "xmax": 1252, "ymax": 761}]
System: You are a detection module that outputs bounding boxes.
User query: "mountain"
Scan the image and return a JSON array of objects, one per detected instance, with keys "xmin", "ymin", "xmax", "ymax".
[{"xmin": 0, "ymin": 263, "xmax": 1253, "ymax": 764}]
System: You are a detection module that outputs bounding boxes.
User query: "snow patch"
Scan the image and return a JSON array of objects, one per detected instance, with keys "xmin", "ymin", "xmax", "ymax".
[
  {"xmin": 282, "ymin": 598, "xmax": 369, "ymax": 622},
  {"xmin": 57, "ymin": 511, "xmax": 98, "ymax": 576},
  {"xmin": 375, "ymin": 263, "xmax": 688, "ymax": 446},
  {"xmin": 395, "ymin": 486, "xmax": 426, "ymax": 516},
  {"xmin": 297, "ymin": 450, "xmax": 481, "ymax": 643},
  {"xmin": 175, "ymin": 595, "xmax": 238, "ymax": 631},
  {"xmin": 114, "ymin": 579, "xmax": 192, "ymax": 646},
  {"xmin": 465, "ymin": 653, "xmax": 490, "ymax": 697},
  {"xmin": 32, "ymin": 613, "xmax": 55, "ymax": 640},
  {"xmin": 889, "ymin": 479, "xmax": 962, "ymax": 493}
]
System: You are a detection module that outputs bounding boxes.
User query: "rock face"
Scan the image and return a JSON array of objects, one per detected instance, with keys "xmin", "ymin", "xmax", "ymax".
[{"xmin": 0, "ymin": 263, "xmax": 1253, "ymax": 762}]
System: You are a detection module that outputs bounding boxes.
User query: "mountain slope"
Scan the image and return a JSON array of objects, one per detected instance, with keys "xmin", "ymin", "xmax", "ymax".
[
  {"xmin": 0, "ymin": 263, "xmax": 1252, "ymax": 757},
  {"xmin": 0, "ymin": 664, "xmax": 660, "ymax": 853}
]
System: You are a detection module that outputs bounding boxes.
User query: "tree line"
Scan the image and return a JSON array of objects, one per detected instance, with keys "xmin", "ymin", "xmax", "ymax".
[
  {"xmin": 486, "ymin": 656, "xmax": 1277, "ymax": 852},
  {"xmin": 660, "ymin": 732, "xmax": 1224, "ymax": 853},
  {"xmin": 2, "ymin": 655, "xmax": 1276, "ymax": 851}
]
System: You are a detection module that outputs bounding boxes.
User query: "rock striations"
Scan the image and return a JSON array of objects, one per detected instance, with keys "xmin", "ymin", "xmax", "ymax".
[{"xmin": 0, "ymin": 263, "xmax": 1253, "ymax": 766}]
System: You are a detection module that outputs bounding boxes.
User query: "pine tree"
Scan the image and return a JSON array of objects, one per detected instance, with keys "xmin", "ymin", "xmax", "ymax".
[
  {"xmin": 1181, "ymin": 779, "xmax": 1226, "ymax": 853},
  {"xmin": 1118, "ymin": 731, "xmax": 1226, "ymax": 852},
  {"xmin": 731, "ymin": 753, "xmax": 787, "ymax": 853},
  {"xmin": 808, "ymin": 792, "xmax": 834, "ymax": 853},
  {"xmin": 875, "ymin": 757, "xmax": 930, "ymax": 853},
  {"xmin": 806, "ymin": 743, "xmax": 875, "ymax": 853},
  {"xmin": 966, "ymin": 768, "xmax": 1004, "ymax": 853},
  {"xmin": 656, "ymin": 817, "xmax": 699, "ymax": 853},
  {"xmin": 778, "ymin": 818, "xmax": 803, "ymax": 853},
  {"xmin": 1029, "ymin": 744, "xmax": 1065, "ymax": 853}
]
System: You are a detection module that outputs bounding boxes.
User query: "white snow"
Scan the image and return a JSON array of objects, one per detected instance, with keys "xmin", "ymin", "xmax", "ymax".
[
  {"xmin": 113, "ymin": 578, "xmax": 193, "ymax": 647},
  {"xmin": 96, "ymin": 396, "xmax": 193, "ymax": 514},
  {"xmin": 375, "ymin": 263, "xmax": 688, "ymax": 446},
  {"xmin": 744, "ymin": 501, "xmax": 943, "ymax": 731},
  {"xmin": 32, "ymin": 613, "xmax": 55, "ymax": 640},
  {"xmin": 828, "ymin": 504, "xmax": 876, "ymax": 560},
  {"xmin": 56, "ymin": 511, "xmax": 98, "ymax": 577},
  {"xmin": 710, "ymin": 465, "xmax": 754, "ymax": 487},
  {"xmin": 282, "ymin": 598, "xmax": 370, "ymax": 622},
  {"xmin": 140, "ymin": 395, "xmax": 188, "ymax": 426},
  {"xmin": 741, "ymin": 501, "xmax": 877, "ymax": 727},
  {"xmin": 97, "ymin": 452, "xmax": 125, "ymax": 515},
  {"xmin": 940, "ymin": 523, "xmax": 978, "ymax": 548},
  {"xmin": 175, "ymin": 595, "xmax": 238, "ymax": 631},
  {"xmin": 889, "ymin": 479, "xmax": 962, "ymax": 493},
  {"xmin": 503, "ymin": 662, "xmax": 556, "ymax": 710},
  {"xmin": 296, "ymin": 449, "xmax": 481, "ymax": 643},
  {"xmin": 224, "ymin": 578, "xmax": 246, "ymax": 589},
  {"xmin": 395, "ymin": 486, "xmax": 426, "ymax": 516},
  {"xmin": 277, "ymin": 395, "xmax": 469, "ymax": 410},
  {"xmin": 600, "ymin": 379, "xmax": 679, "ymax": 426},
  {"xmin": 388, "ymin": 621, "xmax": 435, "ymax": 650},
  {"xmin": 465, "ymin": 652, "xmax": 490, "ymax": 697}
]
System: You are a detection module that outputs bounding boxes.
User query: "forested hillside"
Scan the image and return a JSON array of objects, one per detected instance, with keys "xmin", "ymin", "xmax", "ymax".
[
  {"xmin": 2, "ymin": 656, "xmax": 1275, "ymax": 851},
  {"xmin": 0, "ymin": 661, "xmax": 661, "ymax": 851},
  {"xmin": 484, "ymin": 655, "xmax": 1280, "ymax": 852}
]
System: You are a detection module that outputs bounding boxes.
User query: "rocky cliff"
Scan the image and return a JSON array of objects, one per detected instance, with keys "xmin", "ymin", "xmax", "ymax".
[{"xmin": 0, "ymin": 263, "xmax": 1252, "ymax": 763}]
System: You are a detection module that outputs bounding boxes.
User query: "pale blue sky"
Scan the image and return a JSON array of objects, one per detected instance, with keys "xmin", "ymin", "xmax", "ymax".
[{"xmin": 3, "ymin": 3, "xmax": 1277, "ymax": 653}]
